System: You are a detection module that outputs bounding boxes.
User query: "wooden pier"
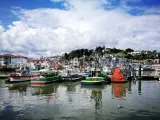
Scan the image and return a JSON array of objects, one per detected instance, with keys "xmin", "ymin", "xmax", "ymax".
[
  {"xmin": 139, "ymin": 75, "xmax": 160, "ymax": 80},
  {"xmin": 135, "ymin": 64, "xmax": 160, "ymax": 80}
]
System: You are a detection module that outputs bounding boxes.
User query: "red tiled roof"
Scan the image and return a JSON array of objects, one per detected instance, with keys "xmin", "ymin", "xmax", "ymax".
[
  {"xmin": 0, "ymin": 54, "xmax": 27, "ymax": 58},
  {"xmin": 27, "ymin": 59, "xmax": 56, "ymax": 63},
  {"xmin": 50, "ymin": 56, "xmax": 55, "ymax": 58}
]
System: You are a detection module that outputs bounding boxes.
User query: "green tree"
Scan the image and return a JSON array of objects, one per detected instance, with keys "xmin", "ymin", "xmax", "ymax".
[
  {"xmin": 64, "ymin": 53, "xmax": 69, "ymax": 60},
  {"xmin": 125, "ymin": 48, "xmax": 134, "ymax": 53},
  {"xmin": 124, "ymin": 54, "xmax": 133, "ymax": 59}
]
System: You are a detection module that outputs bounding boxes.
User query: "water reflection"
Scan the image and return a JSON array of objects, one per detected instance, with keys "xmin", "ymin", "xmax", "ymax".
[
  {"xmin": 31, "ymin": 83, "xmax": 60, "ymax": 103},
  {"xmin": 8, "ymin": 82, "xmax": 30, "ymax": 93},
  {"xmin": 62, "ymin": 82, "xmax": 77, "ymax": 92},
  {"xmin": 81, "ymin": 85, "xmax": 104, "ymax": 120},
  {"xmin": 61, "ymin": 82, "xmax": 79, "ymax": 103},
  {"xmin": 81, "ymin": 84, "xmax": 105, "ymax": 90},
  {"xmin": 91, "ymin": 89, "xmax": 102, "ymax": 120},
  {"xmin": 0, "ymin": 104, "xmax": 24, "ymax": 120},
  {"xmin": 112, "ymin": 83, "xmax": 126, "ymax": 98},
  {"xmin": 138, "ymin": 80, "xmax": 142, "ymax": 95},
  {"xmin": 31, "ymin": 83, "xmax": 59, "ymax": 96},
  {"xmin": 127, "ymin": 81, "xmax": 132, "ymax": 92},
  {"xmin": 1, "ymin": 77, "xmax": 160, "ymax": 120}
]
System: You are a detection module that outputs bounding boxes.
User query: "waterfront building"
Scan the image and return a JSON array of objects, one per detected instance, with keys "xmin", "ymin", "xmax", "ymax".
[
  {"xmin": 0, "ymin": 54, "xmax": 27, "ymax": 68},
  {"xmin": 27, "ymin": 59, "xmax": 56, "ymax": 69}
]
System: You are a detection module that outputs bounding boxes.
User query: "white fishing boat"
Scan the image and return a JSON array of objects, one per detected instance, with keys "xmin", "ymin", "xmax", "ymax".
[{"xmin": 8, "ymin": 67, "xmax": 40, "ymax": 82}]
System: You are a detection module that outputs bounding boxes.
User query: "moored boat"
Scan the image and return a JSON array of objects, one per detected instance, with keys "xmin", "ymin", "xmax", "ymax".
[
  {"xmin": 111, "ymin": 67, "xmax": 127, "ymax": 83},
  {"xmin": 62, "ymin": 74, "xmax": 84, "ymax": 81},
  {"xmin": 81, "ymin": 77, "xmax": 105, "ymax": 85},
  {"xmin": 80, "ymin": 68, "xmax": 106, "ymax": 85},
  {"xmin": 81, "ymin": 71, "xmax": 91, "ymax": 77},
  {"xmin": 8, "ymin": 73, "xmax": 40, "ymax": 82},
  {"xmin": 61, "ymin": 68, "xmax": 83, "ymax": 82},
  {"xmin": 8, "ymin": 67, "xmax": 40, "ymax": 82},
  {"xmin": 31, "ymin": 68, "xmax": 61, "ymax": 84}
]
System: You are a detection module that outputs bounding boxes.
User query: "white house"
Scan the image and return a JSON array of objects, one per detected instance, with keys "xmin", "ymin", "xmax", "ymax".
[
  {"xmin": 0, "ymin": 54, "xmax": 28, "ymax": 68},
  {"xmin": 27, "ymin": 59, "xmax": 56, "ymax": 70},
  {"xmin": 70, "ymin": 58, "xmax": 79, "ymax": 67},
  {"xmin": 130, "ymin": 50, "xmax": 150, "ymax": 56}
]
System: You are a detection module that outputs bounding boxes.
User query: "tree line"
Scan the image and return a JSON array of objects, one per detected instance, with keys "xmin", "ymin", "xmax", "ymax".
[{"xmin": 61, "ymin": 46, "xmax": 159, "ymax": 60}]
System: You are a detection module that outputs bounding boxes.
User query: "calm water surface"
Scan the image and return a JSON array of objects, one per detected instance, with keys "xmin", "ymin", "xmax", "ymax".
[{"xmin": 0, "ymin": 73, "xmax": 160, "ymax": 120}]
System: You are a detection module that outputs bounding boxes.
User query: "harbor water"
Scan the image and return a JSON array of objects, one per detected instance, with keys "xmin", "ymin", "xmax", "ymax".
[{"xmin": 0, "ymin": 72, "xmax": 160, "ymax": 120}]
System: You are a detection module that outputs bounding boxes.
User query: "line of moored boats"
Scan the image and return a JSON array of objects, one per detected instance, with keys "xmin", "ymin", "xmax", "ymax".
[{"xmin": 6, "ymin": 65, "xmax": 135, "ymax": 85}]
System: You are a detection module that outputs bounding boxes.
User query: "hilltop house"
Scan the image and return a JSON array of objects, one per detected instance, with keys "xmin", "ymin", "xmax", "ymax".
[{"xmin": 130, "ymin": 50, "xmax": 151, "ymax": 56}]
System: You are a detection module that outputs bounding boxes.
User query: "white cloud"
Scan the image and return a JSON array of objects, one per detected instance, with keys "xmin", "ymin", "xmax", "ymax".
[
  {"xmin": 51, "ymin": 0, "xmax": 64, "ymax": 2},
  {"xmin": 0, "ymin": 0, "xmax": 160, "ymax": 57},
  {"xmin": 145, "ymin": 7, "xmax": 160, "ymax": 14}
]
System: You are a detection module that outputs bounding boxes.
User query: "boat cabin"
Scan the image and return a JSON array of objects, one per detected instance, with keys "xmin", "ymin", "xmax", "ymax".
[{"xmin": 90, "ymin": 68, "xmax": 102, "ymax": 77}]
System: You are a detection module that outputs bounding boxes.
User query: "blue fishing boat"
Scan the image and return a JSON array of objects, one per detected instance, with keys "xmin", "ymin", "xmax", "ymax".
[{"xmin": 81, "ymin": 71, "xmax": 91, "ymax": 77}]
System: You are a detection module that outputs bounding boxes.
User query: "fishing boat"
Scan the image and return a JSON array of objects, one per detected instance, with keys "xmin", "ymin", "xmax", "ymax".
[
  {"xmin": 111, "ymin": 67, "xmax": 127, "ymax": 83},
  {"xmin": 81, "ymin": 71, "xmax": 91, "ymax": 77},
  {"xmin": 8, "ymin": 67, "xmax": 40, "ymax": 82},
  {"xmin": 61, "ymin": 68, "xmax": 83, "ymax": 82},
  {"xmin": 80, "ymin": 68, "xmax": 106, "ymax": 85},
  {"xmin": 31, "ymin": 68, "xmax": 61, "ymax": 84},
  {"xmin": 81, "ymin": 77, "xmax": 105, "ymax": 85}
]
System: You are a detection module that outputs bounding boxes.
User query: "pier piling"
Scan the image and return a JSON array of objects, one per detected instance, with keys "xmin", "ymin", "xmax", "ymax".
[{"xmin": 138, "ymin": 65, "xmax": 141, "ymax": 79}]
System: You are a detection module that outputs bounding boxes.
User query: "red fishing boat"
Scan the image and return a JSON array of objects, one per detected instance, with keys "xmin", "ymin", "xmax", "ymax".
[{"xmin": 8, "ymin": 73, "xmax": 40, "ymax": 82}]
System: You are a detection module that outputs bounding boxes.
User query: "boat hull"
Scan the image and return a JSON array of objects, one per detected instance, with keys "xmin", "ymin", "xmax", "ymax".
[
  {"xmin": 111, "ymin": 80, "xmax": 126, "ymax": 83},
  {"xmin": 62, "ymin": 76, "xmax": 84, "ymax": 82},
  {"xmin": 8, "ymin": 74, "xmax": 40, "ymax": 82},
  {"xmin": 31, "ymin": 75, "xmax": 61, "ymax": 84},
  {"xmin": 81, "ymin": 80, "xmax": 104, "ymax": 85},
  {"xmin": 81, "ymin": 76, "xmax": 105, "ymax": 85}
]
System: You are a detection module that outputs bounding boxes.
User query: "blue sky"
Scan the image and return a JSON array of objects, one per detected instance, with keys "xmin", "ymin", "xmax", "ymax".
[
  {"xmin": 0, "ymin": 0, "xmax": 160, "ymax": 57},
  {"xmin": 0, "ymin": 0, "xmax": 63, "ymax": 26},
  {"xmin": 0, "ymin": 0, "xmax": 160, "ymax": 26}
]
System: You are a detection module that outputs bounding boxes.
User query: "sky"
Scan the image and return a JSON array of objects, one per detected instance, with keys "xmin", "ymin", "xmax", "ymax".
[{"xmin": 0, "ymin": 0, "xmax": 160, "ymax": 57}]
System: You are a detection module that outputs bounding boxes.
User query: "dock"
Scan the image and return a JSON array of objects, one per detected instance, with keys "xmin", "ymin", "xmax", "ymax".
[
  {"xmin": 139, "ymin": 75, "xmax": 160, "ymax": 80},
  {"xmin": 132, "ymin": 64, "xmax": 160, "ymax": 80}
]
